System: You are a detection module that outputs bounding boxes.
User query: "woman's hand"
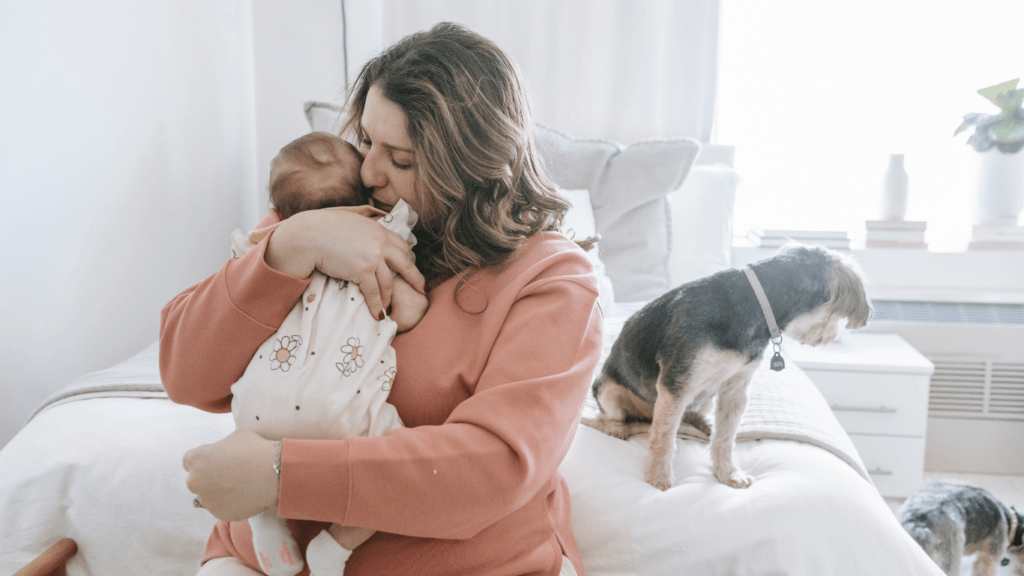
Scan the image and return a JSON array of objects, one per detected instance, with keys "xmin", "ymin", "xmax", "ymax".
[
  {"xmin": 264, "ymin": 207, "xmax": 426, "ymax": 320},
  {"xmin": 183, "ymin": 429, "xmax": 279, "ymax": 522}
]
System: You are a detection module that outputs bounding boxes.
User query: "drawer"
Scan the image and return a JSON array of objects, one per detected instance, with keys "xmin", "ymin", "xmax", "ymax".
[
  {"xmin": 848, "ymin": 434, "xmax": 925, "ymax": 498},
  {"xmin": 802, "ymin": 369, "xmax": 929, "ymax": 437}
]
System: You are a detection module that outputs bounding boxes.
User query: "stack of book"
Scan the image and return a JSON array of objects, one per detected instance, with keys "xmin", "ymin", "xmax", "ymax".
[
  {"xmin": 747, "ymin": 229, "xmax": 850, "ymax": 250},
  {"xmin": 969, "ymin": 224, "xmax": 1024, "ymax": 250},
  {"xmin": 864, "ymin": 220, "xmax": 927, "ymax": 249}
]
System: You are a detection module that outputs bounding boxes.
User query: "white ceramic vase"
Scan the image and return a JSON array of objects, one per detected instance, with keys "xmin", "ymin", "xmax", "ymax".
[
  {"xmin": 880, "ymin": 154, "xmax": 909, "ymax": 220},
  {"xmin": 976, "ymin": 149, "xmax": 1024, "ymax": 226}
]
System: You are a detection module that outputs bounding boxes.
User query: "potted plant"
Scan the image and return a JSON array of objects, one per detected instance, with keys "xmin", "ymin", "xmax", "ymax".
[
  {"xmin": 955, "ymin": 79, "xmax": 1024, "ymax": 229},
  {"xmin": 955, "ymin": 78, "xmax": 1024, "ymax": 153}
]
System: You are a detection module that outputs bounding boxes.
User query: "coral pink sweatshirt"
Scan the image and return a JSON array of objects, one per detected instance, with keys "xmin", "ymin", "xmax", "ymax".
[{"xmin": 159, "ymin": 220, "xmax": 601, "ymax": 576}]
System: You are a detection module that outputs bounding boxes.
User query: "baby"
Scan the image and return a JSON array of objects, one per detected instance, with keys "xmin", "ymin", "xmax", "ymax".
[{"xmin": 228, "ymin": 131, "xmax": 427, "ymax": 576}]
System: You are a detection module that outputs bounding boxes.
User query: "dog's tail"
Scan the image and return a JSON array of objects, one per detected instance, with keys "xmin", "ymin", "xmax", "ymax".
[{"xmin": 827, "ymin": 255, "xmax": 873, "ymax": 329}]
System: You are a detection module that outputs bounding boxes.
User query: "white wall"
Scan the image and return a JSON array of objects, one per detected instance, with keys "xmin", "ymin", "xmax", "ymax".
[
  {"xmin": 249, "ymin": 0, "xmax": 358, "ymax": 217},
  {"xmin": 0, "ymin": 1, "xmax": 258, "ymax": 448}
]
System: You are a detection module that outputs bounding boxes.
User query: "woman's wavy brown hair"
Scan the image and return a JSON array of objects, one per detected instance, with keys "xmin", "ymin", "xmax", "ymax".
[{"xmin": 341, "ymin": 22, "xmax": 592, "ymax": 284}]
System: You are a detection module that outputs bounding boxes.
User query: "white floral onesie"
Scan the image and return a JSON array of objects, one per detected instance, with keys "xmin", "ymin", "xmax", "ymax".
[{"xmin": 228, "ymin": 201, "xmax": 417, "ymax": 576}]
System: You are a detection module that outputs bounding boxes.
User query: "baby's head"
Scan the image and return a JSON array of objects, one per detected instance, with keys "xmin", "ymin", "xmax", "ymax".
[{"xmin": 269, "ymin": 132, "xmax": 368, "ymax": 219}]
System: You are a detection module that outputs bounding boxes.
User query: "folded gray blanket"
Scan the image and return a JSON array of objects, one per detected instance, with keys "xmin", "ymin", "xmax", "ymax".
[{"xmin": 28, "ymin": 341, "xmax": 165, "ymax": 422}]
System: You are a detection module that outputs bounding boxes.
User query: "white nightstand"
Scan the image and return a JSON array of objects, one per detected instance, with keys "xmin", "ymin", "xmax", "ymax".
[{"xmin": 784, "ymin": 331, "xmax": 935, "ymax": 498}]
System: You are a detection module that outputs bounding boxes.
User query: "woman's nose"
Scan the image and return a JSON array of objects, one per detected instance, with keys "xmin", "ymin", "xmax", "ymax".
[{"xmin": 360, "ymin": 154, "xmax": 386, "ymax": 189}]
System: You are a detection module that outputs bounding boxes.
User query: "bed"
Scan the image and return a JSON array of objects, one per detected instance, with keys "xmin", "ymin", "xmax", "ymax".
[{"xmin": 0, "ymin": 114, "xmax": 944, "ymax": 576}]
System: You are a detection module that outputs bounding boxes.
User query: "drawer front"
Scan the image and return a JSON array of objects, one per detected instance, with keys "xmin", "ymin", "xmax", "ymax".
[
  {"xmin": 802, "ymin": 369, "xmax": 929, "ymax": 437},
  {"xmin": 847, "ymin": 434, "xmax": 925, "ymax": 498}
]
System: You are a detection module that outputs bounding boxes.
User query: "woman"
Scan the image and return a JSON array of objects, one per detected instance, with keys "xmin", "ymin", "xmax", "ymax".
[{"xmin": 161, "ymin": 22, "xmax": 601, "ymax": 576}]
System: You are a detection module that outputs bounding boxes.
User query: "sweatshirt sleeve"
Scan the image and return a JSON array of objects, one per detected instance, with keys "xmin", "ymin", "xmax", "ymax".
[
  {"xmin": 159, "ymin": 218, "xmax": 311, "ymax": 413},
  {"xmin": 278, "ymin": 248, "xmax": 602, "ymax": 539}
]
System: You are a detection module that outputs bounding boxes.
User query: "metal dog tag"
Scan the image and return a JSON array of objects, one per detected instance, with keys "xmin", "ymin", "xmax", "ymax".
[{"xmin": 769, "ymin": 339, "xmax": 785, "ymax": 371}]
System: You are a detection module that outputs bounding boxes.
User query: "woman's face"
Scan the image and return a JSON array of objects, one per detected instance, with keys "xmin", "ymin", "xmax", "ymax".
[{"xmin": 358, "ymin": 84, "xmax": 420, "ymax": 216}]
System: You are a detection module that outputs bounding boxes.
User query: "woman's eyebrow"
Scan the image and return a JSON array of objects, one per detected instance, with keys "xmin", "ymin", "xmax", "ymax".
[
  {"xmin": 381, "ymin": 143, "xmax": 414, "ymax": 154},
  {"xmin": 358, "ymin": 124, "xmax": 414, "ymax": 154}
]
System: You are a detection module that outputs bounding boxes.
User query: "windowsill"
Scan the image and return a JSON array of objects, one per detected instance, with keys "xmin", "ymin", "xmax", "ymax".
[{"xmin": 731, "ymin": 237, "xmax": 1024, "ymax": 304}]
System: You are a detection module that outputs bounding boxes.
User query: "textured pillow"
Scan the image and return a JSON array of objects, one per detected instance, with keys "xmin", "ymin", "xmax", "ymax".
[
  {"xmin": 534, "ymin": 125, "xmax": 701, "ymax": 301},
  {"xmin": 304, "ymin": 101, "xmax": 345, "ymax": 135}
]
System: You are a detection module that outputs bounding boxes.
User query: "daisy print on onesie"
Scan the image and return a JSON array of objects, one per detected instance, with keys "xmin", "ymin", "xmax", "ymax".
[{"xmin": 337, "ymin": 337, "xmax": 365, "ymax": 377}]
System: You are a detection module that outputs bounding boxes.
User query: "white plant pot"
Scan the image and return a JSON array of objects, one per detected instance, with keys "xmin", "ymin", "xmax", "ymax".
[{"xmin": 976, "ymin": 149, "xmax": 1024, "ymax": 226}]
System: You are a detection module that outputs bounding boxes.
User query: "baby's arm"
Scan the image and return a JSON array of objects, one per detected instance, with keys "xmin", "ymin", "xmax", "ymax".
[{"xmin": 389, "ymin": 276, "xmax": 429, "ymax": 333}]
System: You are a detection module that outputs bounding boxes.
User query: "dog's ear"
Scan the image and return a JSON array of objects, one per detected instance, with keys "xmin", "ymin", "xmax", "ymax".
[{"xmin": 827, "ymin": 256, "xmax": 873, "ymax": 329}]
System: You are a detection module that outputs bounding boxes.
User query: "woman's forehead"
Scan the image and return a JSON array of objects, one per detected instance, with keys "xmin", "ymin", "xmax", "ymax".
[{"xmin": 362, "ymin": 84, "xmax": 414, "ymax": 153}]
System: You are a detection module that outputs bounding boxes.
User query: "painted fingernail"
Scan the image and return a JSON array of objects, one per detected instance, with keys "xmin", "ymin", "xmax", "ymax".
[{"xmin": 378, "ymin": 311, "xmax": 385, "ymax": 321}]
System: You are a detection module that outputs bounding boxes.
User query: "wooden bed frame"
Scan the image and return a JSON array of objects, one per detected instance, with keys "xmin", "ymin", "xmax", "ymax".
[{"xmin": 14, "ymin": 539, "xmax": 77, "ymax": 576}]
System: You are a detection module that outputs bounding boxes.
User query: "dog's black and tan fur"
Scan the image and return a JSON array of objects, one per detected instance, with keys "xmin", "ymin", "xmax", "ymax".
[
  {"xmin": 582, "ymin": 244, "xmax": 872, "ymax": 491},
  {"xmin": 898, "ymin": 482, "xmax": 1024, "ymax": 576}
]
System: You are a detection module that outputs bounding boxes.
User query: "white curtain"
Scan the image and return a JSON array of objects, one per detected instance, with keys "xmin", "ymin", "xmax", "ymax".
[{"xmin": 379, "ymin": 0, "xmax": 720, "ymax": 144}]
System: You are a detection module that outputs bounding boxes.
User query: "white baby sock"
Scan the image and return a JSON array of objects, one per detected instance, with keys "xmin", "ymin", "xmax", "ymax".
[
  {"xmin": 249, "ymin": 506, "xmax": 304, "ymax": 576},
  {"xmin": 305, "ymin": 530, "xmax": 353, "ymax": 576}
]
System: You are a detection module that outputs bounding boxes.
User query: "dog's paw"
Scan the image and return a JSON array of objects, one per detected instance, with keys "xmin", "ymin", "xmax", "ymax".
[
  {"xmin": 715, "ymin": 468, "xmax": 754, "ymax": 489},
  {"xmin": 644, "ymin": 463, "xmax": 676, "ymax": 491},
  {"xmin": 580, "ymin": 417, "xmax": 633, "ymax": 440}
]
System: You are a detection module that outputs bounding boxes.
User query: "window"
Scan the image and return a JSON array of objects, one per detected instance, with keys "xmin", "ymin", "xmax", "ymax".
[{"xmin": 717, "ymin": 0, "xmax": 1024, "ymax": 251}]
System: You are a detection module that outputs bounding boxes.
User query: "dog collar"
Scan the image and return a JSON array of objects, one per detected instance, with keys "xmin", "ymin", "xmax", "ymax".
[{"xmin": 743, "ymin": 266, "xmax": 786, "ymax": 371}]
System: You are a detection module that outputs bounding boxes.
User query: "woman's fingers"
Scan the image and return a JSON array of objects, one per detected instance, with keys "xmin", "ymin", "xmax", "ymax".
[
  {"xmin": 357, "ymin": 271, "xmax": 385, "ymax": 321},
  {"xmin": 385, "ymin": 243, "xmax": 426, "ymax": 295}
]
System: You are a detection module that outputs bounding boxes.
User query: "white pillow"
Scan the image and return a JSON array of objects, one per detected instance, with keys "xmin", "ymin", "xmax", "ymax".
[
  {"xmin": 559, "ymin": 188, "xmax": 615, "ymax": 311},
  {"xmin": 668, "ymin": 163, "xmax": 738, "ymax": 286}
]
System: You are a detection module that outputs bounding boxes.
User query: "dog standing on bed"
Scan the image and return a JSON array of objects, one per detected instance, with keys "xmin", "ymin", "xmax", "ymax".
[
  {"xmin": 898, "ymin": 482, "xmax": 1024, "ymax": 576},
  {"xmin": 582, "ymin": 244, "xmax": 871, "ymax": 491}
]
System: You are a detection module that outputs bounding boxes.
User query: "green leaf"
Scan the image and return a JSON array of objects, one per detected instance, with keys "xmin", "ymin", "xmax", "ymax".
[
  {"xmin": 989, "ymin": 122, "xmax": 1024, "ymax": 143},
  {"xmin": 954, "ymin": 112, "xmax": 983, "ymax": 136},
  {"xmin": 978, "ymin": 79, "xmax": 1019, "ymax": 109},
  {"xmin": 996, "ymin": 89, "xmax": 1024, "ymax": 112}
]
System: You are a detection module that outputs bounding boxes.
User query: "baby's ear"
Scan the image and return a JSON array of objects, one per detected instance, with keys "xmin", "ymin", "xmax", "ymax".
[{"xmin": 271, "ymin": 207, "xmax": 283, "ymax": 222}]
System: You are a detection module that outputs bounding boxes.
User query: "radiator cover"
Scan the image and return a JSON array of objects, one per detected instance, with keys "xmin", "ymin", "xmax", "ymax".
[{"xmin": 864, "ymin": 300, "xmax": 1024, "ymax": 475}]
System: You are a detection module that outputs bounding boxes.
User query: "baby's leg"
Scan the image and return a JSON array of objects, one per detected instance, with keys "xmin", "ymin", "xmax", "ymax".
[
  {"xmin": 304, "ymin": 530, "xmax": 353, "ymax": 576},
  {"xmin": 249, "ymin": 507, "xmax": 304, "ymax": 576}
]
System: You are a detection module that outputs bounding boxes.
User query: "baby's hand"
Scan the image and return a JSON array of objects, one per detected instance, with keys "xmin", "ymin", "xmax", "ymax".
[
  {"xmin": 389, "ymin": 277, "xmax": 429, "ymax": 333},
  {"xmin": 326, "ymin": 524, "xmax": 375, "ymax": 551}
]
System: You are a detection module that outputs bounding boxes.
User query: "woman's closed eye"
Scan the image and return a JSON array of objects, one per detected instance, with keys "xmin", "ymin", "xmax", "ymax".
[{"xmin": 361, "ymin": 138, "xmax": 413, "ymax": 170}]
